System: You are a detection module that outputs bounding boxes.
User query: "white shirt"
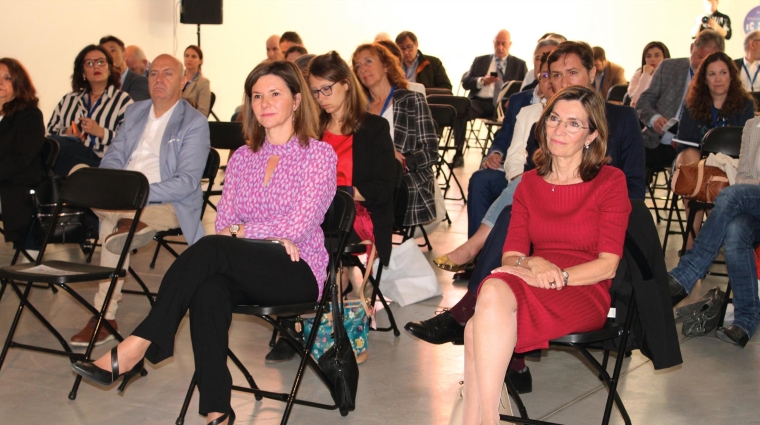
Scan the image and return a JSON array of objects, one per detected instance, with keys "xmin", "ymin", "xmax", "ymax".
[
  {"xmin": 126, "ymin": 101, "xmax": 178, "ymax": 184},
  {"xmin": 503, "ymin": 100, "xmax": 545, "ymax": 181},
  {"xmin": 382, "ymin": 104, "xmax": 395, "ymax": 142},
  {"xmin": 475, "ymin": 55, "xmax": 507, "ymax": 99},
  {"xmin": 739, "ymin": 58, "xmax": 760, "ymax": 92}
]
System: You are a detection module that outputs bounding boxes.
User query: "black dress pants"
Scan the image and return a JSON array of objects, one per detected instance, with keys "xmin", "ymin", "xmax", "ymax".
[{"xmin": 132, "ymin": 235, "xmax": 319, "ymax": 415}]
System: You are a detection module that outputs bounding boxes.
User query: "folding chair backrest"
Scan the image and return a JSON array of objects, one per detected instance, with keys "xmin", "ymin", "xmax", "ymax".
[
  {"xmin": 426, "ymin": 94, "xmax": 470, "ymax": 119},
  {"xmin": 209, "ymin": 121, "xmax": 246, "ymax": 151},
  {"xmin": 426, "ymin": 88, "xmax": 453, "ymax": 96},
  {"xmin": 701, "ymin": 126, "xmax": 743, "ymax": 158},
  {"xmin": 495, "ymin": 81, "xmax": 522, "ymax": 121},
  {"xmin": 62, "ymin": 168, "xmax": 150, "ymax": 211},
  {"xmin": 751, "ymin": 91, "xmax": 760, "ymax": 109},
  {"xmin": 42, "ymin": 137, "xmax": 60, "ymax": 172},
  {"xmin": 606, "ymin": 84, "xmax": 629, "ymax": 103},
  {"xmin": 428, "ymin": 104, "xmax": 457, "ymax": 138},
  {"xmin": 210, "ymin": 92, "xmax": 216, "ymax": 111},
  {"xmin": 200, "ymin": 149, "xmax": 221, "ymax": 219},
  {"xmin": 321, "ymin": 190, "xmax": 356, "ymax": 262}
]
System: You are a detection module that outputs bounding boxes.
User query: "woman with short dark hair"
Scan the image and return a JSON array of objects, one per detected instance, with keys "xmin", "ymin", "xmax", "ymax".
[
  {"xmin": 0, "ymin": 58, "xmax": 46, "ymax": 245},
  {"xmin": 72, "ymin": 60, "xmax": 337, "ymax": 425},
  {"xmin": 628, "ymin": 41, "xmax": 671, "ymax": 106},
  {"xmin": 182, "ymin": 45, "xmax": 211, "ymax": 116},
  {"xmin": 461, "ymin": 86, "xmax": 631, "ymax": 424},
  {"xmin": 47, "ymin": 44, "xmax": 132, "ymax": 175}
]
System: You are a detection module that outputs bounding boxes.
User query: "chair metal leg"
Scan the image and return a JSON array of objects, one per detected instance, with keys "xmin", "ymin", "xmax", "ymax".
[
  {"xmin": 504, "ymin": 373, "xmax": 530, "ymax": 420},
  {"xmin": 124, "ymin": 266, "xmax": 157, "ymax": 305},
  {"xmin": 175, "ymin": 374, "xmax": 197, "ymax": 425},
  {"xmin": 149, "ymin": 236, "xmax": 164, "ymax": 269},
  {"xmin": 718, "ymin": 281, "xmax": 733, "ymax": 328}
]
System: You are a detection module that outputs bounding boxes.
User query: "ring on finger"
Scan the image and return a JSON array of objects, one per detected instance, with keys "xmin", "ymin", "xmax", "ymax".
[{"xmin": 550, "ymin": 281, "xmax": 556, "ymax": 288}]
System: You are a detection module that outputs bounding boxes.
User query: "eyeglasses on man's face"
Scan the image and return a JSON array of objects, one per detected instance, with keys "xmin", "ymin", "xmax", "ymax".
[
  {"xmin": 545, "ymin": 114, "xmax": 589, "ymax": 134},
  {"xmin": 311, "ymin": 81, "xmax": 338, "ymax": 99}
]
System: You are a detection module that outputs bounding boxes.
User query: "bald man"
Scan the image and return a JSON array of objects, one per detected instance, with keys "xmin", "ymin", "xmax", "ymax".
[
  {"xmin": 125, "ymin": 45, "xmax": 149, "ymax": 76},
  {"xmin": 70, "ymin": 54, "xmax": 210, "ymax": 346},
  {"xmin": 266, "ymin": 34, "xmax": 283, "ymax": 60},
  {"xmin": 462, "ymin": 29, "xmax": 528, "ymax": 120}
]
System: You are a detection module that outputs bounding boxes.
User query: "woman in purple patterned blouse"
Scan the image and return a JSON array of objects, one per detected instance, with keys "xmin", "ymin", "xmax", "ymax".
[{"xmin": 71, "ymin": 61, "xmax": 337, "ymax": 425}]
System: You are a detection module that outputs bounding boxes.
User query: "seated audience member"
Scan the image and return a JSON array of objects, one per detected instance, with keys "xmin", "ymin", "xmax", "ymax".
[
  {"xmin": 628, "ymin": 41, "xmax": 671, "ymax": 107},
  {"xmin": 125, "ymin": 45, "xmax": 149, "ymax": 77},
  {"xmin": 460, "ymin": 85, "xmax": 630, "ymax": 424},
  {"xmin": 409, "ymin": 42, "xmax": 645, "ymax": 392},
  {"xmin": 0, "ymin": 58, "xmax": 46, "ymax": 248},
  {"xmin": 520, "ymin": 33, "xmax": 567, "ymax": 91},
  {"xmin": 294, "ymin": 54, "xmax": 316, "ymax": 79},
  {"xmin": 72, "ymin": 60, "xmax": 335, "ymax": 425},
  {"xmin": 182, "ymin": 45, "xmax": 212, "ymax": 117},
  {"xmin": 47, "ymin": 45, "xmax": 133, "ymax": 175},
  {"xmin": 692, "ymin": 0, "xmax": 731, "ymax": 40},
  {"xmin": 280, "ymin": 31, "xmax": 304, "ymax": 53},
  {"xmin": 462, "ymin": 29, "xmax": 528, "ymax": 121},
  {"xmin": 376, "ymin": 39, "xmax": 426, "ymax": 95},
  {"xmin": 669, "ymin": 116, "xmax": 760, "ymax": 347},
  {"xmin": 266, "ymin": 34, "xmax": 283, "ymax": 60},
  {"xmin": 434, "ymin": 38, "xmax": 561, "ymax": 272},
  {"xmin": 100, "ymin": 35, "xmax": 150, "ymax": 101},
  {"xmin": 395, "ymin": 31, "xmax": 452, "ymax": 90},
  {"xmin": 352, "ymin": 43, "xmax": 438, "ymax": 228},
  {"xmin": 68, "ymin": 54, "xmax": 210, "ymax": 347},
  {"xmin": 592, "ymin": 46, "xmax": 626, "ymax": 98},
  {"xmin": 435, "ymin": 52, "xmax": 554, "ymax": 272},
  {"xmin": 636, "ymin": 29, "xmax": 724, "ymax": 170},
  {"xmin": 285, "ymin": 45, "xmax": 309, "ymax": 62},
  {"xmin": 735, "ymin": 30, "xmax": 760, "ymax": 92}
]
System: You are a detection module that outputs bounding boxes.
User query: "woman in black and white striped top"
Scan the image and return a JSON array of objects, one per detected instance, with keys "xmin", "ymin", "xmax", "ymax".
[{"xmin": 47, "ymin": 44, "xmax": 132, "ymax": 175}]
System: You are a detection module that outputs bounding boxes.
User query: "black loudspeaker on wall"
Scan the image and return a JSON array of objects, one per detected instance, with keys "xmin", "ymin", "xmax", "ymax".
[{"xmin": 180, "ymin": 0, "xmax": 223, "ymax": 25}]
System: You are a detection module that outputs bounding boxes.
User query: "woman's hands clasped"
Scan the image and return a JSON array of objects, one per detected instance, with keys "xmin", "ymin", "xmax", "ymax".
[{"xmin": 492, "ymin": 256, "xmax": 566, "ymax": 290}]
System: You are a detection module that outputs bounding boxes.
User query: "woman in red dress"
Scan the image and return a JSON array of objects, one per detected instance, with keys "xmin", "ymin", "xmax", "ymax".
[{"xmin": 461, "ymin": 86, "xmax": 631, "ymax": 424}]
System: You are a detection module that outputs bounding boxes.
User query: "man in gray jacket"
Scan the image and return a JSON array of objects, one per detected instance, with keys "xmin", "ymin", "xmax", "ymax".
[
  {"xmin": 635, "ymin": 30, "xmax": 723, "ymax": 168},
  {"xmin": 70, "ymin": 54, "xmax": 210, "ymax": 346}
]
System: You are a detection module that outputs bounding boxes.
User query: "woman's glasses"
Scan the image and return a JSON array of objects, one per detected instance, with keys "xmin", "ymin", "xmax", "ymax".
[
  {"xmin": 84, "ymin": 59, "xmax": 108, "ymax": 68},
  {"xmin": 544, "ymin": 114, "xmax": 589, "ymax": 134},
  {"xmin": 311, "ymin": 81, "xmax": 338, "ymax": 99}
]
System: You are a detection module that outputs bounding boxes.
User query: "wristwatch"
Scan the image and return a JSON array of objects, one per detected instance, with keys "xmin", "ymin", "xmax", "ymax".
[
  {"xmin": 561, "ymin": 269, "xmax": 569, "ymax": 286},
  {"xmin": 230, "ymin": 224, "xmax": 240, "ymax": 238}
]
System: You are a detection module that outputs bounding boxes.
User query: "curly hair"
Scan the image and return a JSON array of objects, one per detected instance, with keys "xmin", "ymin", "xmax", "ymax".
[
  {"xmin": 351, "ymin": 43, "xmax": 409, "ymax": 94},
  {"xmin": 533, "ymin": 86, "xmax": 610, "ymax": 182},
  {"xmin": 685, "ymin": 51, "xmax": 754, "ymax": 122},
  {"xmin": 72, "ymin": 45, "xmax": 120, "ymax": 93},
  {"xmin": 308, "ymin": 51, "xmax": 368, "ymax": 136},
  {"xmin": 0, "ymin": 58, "xmax": 38, "ymax": 117}
]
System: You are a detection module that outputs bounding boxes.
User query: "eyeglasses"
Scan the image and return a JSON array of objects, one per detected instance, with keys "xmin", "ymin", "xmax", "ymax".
[
  {"xmin": 84, "ymin": 59, "xmax": 108, "ymax": 68},
  {"xmin": 398, "ymin": 44, "xmax": 416, "ymax": 52},
  {"xmin": 545, "ymin": 114, "xmax": 590, "ymax": 134},
  {"xmin": 538, "ymin": 72, "xmax": 550, "ymax": 81},
  {"xmin": 311, "ymin": 81, "xmax": 338, "ymax": 99}
]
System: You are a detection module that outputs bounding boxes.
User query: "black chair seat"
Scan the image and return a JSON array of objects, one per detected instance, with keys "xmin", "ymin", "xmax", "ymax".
[
  {"xmin": 155, "ymin": 228, "xmax": 183, "ymax": 238},
  {"xmin": 0, "ymin": 260, "xmax": 126, "ymax": 285},
  {"xmin": 232, "ymin": 302, "xmax": 320, "ymax": 317},
  {"xmin": 482, "ymin": 119, "xmax": 502, "ymax": 127},
  {"xmin": 551, "ymin": 319, "xmax": 623, "ymax": 345},
  {"xmin": 343, "ymin": 244, "xmax": 367, "ymax": 255}
]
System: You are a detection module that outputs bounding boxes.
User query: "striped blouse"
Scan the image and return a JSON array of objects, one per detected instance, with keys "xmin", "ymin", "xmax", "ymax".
[{"xmin": 46, "ymin": 85, "xmax": 133, "ymax": 157}]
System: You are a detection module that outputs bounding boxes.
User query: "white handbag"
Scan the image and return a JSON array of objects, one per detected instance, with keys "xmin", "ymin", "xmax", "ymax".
[{"xmin": 448, "ymin": 379, "xmax": 514, "ymax": 425}]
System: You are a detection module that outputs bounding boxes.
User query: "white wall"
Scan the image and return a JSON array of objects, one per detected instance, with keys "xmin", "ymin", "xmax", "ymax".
[{"xmin": 4, "ymin": 0, "xmax": 758, "ymax": 123}]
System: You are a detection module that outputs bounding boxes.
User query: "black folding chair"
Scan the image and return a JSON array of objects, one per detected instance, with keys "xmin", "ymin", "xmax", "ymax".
[
  {"xmin": 426, "ymin": 94, "xmax": 471, "ymax": 161},
  {"xmin": 751, "ymin": 91, "xmax": 760, "ymax": 109},
  {"xmin": 0, "ymin": 168, "xmax": 150, "ymax": 400},
  {"xmin": 428, "ymin": 104, "xmax": 466, "ymax": 206},
  {"xmin": 175, "ymin": 190, "xmax": 356, "ymax": 425},
  {"xmin": 425, "ymin": 87, "xmax": 453, "ymax": 96},
  {"xmin": 122, "ymin": 149, "xmax": 222, "ymax": 305},
  {"xmin": 205, "ymin": 122, "xmax": 247, "ymax": 212},
  {"xmin": 606, "ymin": 84, "xmax": 629, "ymax": 103},
  {"xmin": 208, "ymin": 92, "xmax": 220, "ymax": 121},
  {"xmin": 501, "ymin": 234, "xmax": 651, "ymax": 425}
]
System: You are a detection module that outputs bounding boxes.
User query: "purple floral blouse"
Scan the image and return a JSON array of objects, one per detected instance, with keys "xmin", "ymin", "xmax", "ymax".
[{"xmin": 215, "ymin": 137, "xmax": 337, "ymax": 297}]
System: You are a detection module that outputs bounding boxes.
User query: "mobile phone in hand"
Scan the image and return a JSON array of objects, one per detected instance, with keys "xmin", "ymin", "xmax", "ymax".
[{"xmin": 490, "ymin": 72, "xmax": 498, "ymax": 77}]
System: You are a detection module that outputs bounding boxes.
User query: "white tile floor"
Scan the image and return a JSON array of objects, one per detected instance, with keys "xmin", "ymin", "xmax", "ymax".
[{"xmin": 0, "ymin": 147, "xmax": 758, "ymax": 424}]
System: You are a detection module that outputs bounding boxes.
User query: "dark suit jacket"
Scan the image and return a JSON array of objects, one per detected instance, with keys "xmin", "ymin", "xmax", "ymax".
[
  {"xmin": 350, "ymin": 114, "xmax": 399, "ymax": 265},
  {"xmin": 734, "ymin": 58, "xmax": 743, "ymax": 73},
  {"xmin": 0, "ymin": 105, "xmax": 46, "ymax": 242},
  {"xmin": 488, "ymin": 89, "xmax": 533, "ymax": 158},
  {"xmin": 462, "ymin": 54, "xmax": 528, "ymax": 98},
  {"xmin": 122, "ymin": 70, "xmax": 150, "ymax": 101},
  {"xmin": 525, "ymin": 103, "xmax": 646, "ymax": 200},
  {"xmin": 414, "ymin": 51, "xmax": 452, "ymax": 90}
]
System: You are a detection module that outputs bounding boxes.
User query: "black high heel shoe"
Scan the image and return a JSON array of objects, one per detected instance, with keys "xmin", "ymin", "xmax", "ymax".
[
  {"xmin": 208, "ymin": 409, "xmax": 235, "ymax": 425},
  {"xmin": 70, "ymin": 346, "xmax": 144, "ymax": 392}
]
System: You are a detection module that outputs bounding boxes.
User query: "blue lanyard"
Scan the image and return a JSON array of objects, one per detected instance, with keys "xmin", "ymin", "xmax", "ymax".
[
  {"xmin": 379, "ymin": 86, "xmax": 395, "ymax": 117},
  {"xmin": 710, "ymin": 106, "xmax": 726, "ymax": 128},
  {"xmin": 743, "ymin": 63, "xmax": 760, "ymax": 91},
  {"xmin": 85, "ymin": 93, "xmax": 103, "ymax": 148}
]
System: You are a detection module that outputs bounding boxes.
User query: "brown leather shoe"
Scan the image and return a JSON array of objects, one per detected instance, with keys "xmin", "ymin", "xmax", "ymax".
[
  {"xmin": 104, "ymin": 218, "xmax": 156, "ymax": 254},
  {"xmin": 70, "ymin": 317, "xmax": 119, "ymax": 347}
]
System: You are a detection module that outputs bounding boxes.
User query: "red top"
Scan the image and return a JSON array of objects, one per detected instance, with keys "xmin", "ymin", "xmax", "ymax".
[
  {"xmin": 323, "ymin": 130, "xmax": 354, "ymax": 186},
  {"xmin": 482, "ymin": 165, "xmax": 631, "ymax": 353}
]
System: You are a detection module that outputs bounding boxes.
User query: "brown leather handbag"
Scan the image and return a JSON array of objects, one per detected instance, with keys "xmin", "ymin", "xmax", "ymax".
[{"xmin": 671, "ymin": 159, "xmax": 729, "ymax": 203}]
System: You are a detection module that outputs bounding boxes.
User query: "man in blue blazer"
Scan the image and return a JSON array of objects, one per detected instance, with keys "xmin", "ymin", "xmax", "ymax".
[{"xmin": 70, "ymin": 54, "xmax": 210, "ymax": 346}]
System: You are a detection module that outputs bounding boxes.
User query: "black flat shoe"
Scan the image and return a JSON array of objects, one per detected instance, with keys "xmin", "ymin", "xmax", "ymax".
[
  {"xmin": 506, "ymin": 367, "xmax": 533, "ymax": 394},
  {"xmin": 265, "ymin": 317, "xmax": 304, "ymax": 363},
  {"xmin": 668, "ymin": 274, "xmax": 688, "ymax": 307},
  {"xmin": 71, "ymin": 346, "xmax": 144, "ymax": 392},
  {"xmin": 208, "ymin": 409, "xmax": 235, "ymax": 425},
  {"xmin": 716, "ymin": 325, "xmax": 749, "ymax": 348},
  {"xmin": 404, "ymin": 310, "xmax": 465, "ymax": 345}
]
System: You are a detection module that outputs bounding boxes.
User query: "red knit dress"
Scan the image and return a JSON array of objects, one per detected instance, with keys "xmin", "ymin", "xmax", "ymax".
[{"xmin": 480, "ymin": 165, "xmax": 631, "ymax": 353}]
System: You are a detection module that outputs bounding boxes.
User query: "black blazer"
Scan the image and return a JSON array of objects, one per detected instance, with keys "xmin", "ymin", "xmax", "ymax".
[
  {"xmin": 462, "ymin": 54, "xmax": 528, "ymax": 98},
  {"xmin": 122, "ymin": 70, "xmax": 150, "ymax": 101},
  {"xmin": 414, "ymin": 51, "xmax": 452, "ymax": 90},
  {"xmin": 0, "ymin": 105, "xmax": 46, "ymax": 242},
  {"xmin": 351, "ymin": 114, "xmax": 399, "ymax": 265}
]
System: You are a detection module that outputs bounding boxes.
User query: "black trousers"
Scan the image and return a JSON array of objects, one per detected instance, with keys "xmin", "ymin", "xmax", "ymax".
[{"xmin": 132, "ymin": 235, "xmax": 319, "ymax": 415}]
